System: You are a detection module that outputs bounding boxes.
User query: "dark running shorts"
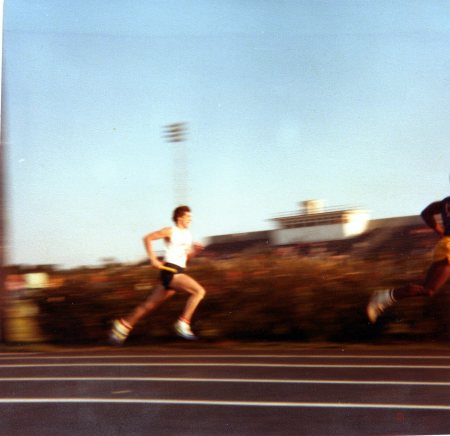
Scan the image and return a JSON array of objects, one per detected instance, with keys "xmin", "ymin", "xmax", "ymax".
[{"xmin": 160, "ymin": 263, "xmax": 185, "ymax": 289}]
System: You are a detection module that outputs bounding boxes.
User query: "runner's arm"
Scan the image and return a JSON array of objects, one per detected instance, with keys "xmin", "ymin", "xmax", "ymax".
[
  {"xmin": 188, "ymin": 242, "xmax": 204, "ymax": 260},
  {"xmin": 143, "ymin": 227, "xmax": 172, "ymax": 268}
]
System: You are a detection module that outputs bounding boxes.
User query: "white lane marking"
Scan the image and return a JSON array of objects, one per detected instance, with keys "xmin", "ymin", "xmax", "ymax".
[
  {"xmin": 0, "ymin": 377, "xmax": 448, "ymax": 386},
  {"xmin": 0, "ymin": 362, "xmax": 449, "ymax": 369},
  {"xmin": 0, "ymin": 397, "xmax": 448, "ymax": 410},
  {"xmin": 0, "ymin": 353, "xmax": 39, "ymax": 357},
  {"xmin": 0, "ymin": 354, "xmax": 448, "ymax": 360}
]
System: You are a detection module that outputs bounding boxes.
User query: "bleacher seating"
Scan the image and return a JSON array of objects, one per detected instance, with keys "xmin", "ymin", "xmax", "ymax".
[{"xmin": 201, "ymin": 222, "xmax": 439, "ymax": 261}]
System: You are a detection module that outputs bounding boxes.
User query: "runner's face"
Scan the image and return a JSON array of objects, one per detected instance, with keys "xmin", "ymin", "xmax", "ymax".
[{"xmin": 177, "ymin": 212, "xmax": 192, "ymax": 228}]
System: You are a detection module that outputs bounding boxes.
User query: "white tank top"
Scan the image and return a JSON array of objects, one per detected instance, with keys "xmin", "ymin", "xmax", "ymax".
[{"xmin": 164, "ymin": 226, "xmax": 192, "ymax": 268}]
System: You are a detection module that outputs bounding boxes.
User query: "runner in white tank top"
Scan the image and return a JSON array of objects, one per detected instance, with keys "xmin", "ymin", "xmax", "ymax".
[
  {"xmin": 164, "ymin": 225, "xmax": 193, "ymax": 268},
  {"xmin": 109, "ymin": 206, "xmax": 206, "ymax": 344}
]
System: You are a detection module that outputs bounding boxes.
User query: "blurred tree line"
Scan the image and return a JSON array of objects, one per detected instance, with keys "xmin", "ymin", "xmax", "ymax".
[{"xmin": 27, "ymin": 248, "xmax": 449, "ymax": 344}]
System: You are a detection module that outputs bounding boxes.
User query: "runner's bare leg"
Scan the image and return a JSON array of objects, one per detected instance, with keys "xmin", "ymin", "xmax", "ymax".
[
  {"xmin": 124, "ymin": 285, "xmax": 176, "ymax": 327},
  {"xmin": 170, "ymin": 274, "xmax": 206, "ymax": 322}
]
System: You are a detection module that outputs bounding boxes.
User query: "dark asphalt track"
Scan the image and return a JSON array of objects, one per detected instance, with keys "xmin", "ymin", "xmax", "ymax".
[{"xmin": 0, "ymin": 345, "xmax": 448, "ymax": 435}]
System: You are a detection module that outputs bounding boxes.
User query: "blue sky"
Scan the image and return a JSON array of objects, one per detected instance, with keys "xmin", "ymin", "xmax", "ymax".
[{"xmin": 3, "ymin": 0, "xmax": 450, "ymax": 267}]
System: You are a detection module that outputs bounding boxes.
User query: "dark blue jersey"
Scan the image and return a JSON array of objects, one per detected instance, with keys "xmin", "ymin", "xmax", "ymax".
[{"xmin": 441, "ymin": 196, "xmax": 450, "ymax": 236}]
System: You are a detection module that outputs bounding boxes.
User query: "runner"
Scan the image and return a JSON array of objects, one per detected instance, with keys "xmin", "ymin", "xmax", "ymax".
[
  {"xmin": 109, "ymin": 205, "xmax": 205, "ymax": 344},
  {"xmin": 367, "ymin": 195, "xmax": 450, "ymax": 323}
]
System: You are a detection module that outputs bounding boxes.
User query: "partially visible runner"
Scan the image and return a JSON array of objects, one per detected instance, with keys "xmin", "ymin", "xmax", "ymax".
[
  {"xmin": 367, "ymin": 195, "xmax": 450, "ymax": 323},
  {"xmin": 109, "ymin": 205, "xmax": 205, "ymax": 344}
]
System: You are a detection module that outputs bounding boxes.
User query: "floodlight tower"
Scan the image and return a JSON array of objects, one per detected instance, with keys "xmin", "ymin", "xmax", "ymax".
[{"xmin": 163, "ymin": 122, "xmax": 189, "ymax": 205}]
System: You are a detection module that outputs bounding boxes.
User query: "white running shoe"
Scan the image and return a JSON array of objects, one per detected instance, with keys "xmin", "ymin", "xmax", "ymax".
[
  {"xmin": 109, "ymin": 319, "xmax": 132, "ymax": 346},
  {"xmin": 174, "ymin": 320, "xmax": 198, "ymax": 340},
  {"xmin": 367, "ymin": 289, "xmax": 395, "ymax": 323}
]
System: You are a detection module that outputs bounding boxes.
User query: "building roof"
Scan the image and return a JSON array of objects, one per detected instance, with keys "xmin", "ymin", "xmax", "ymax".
[{"xmin": 272, "ymin": 207, "xmax": 366, "ymax": 229}]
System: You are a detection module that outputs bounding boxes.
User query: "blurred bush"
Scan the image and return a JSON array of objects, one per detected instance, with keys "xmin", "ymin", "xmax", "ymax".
[{"xmin": 25, "ymin": 252, "xmax": 450, "ymax": 344}]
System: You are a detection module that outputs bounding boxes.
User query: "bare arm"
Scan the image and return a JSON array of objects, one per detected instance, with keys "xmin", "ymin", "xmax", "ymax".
[
  {"xmin": 142, "ymin": 227, "xmax": 172, "ymax": 269},
  {"xmin": 421, "ymin": 201, "xmax": 444, "ymax": 236},
  {"xmin": 188, "ymin": 242, "xmax": 205, "ymax": 260}
]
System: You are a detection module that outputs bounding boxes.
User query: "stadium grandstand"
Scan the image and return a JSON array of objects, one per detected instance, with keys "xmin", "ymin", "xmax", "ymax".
[{"xmin": 203, "ymin": 200, "xmax": 437, "ymax": 260}]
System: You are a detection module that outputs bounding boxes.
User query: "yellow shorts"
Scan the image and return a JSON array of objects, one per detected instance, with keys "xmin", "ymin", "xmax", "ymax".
[{"xmin": 432, "ymin": 237, "xmax": 450, "ymax": 263}]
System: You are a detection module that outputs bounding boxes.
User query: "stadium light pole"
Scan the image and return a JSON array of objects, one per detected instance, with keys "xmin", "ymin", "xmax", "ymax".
[{"xmin": 162, "ymin": 122, "xmax": 189, "ymax": 205}]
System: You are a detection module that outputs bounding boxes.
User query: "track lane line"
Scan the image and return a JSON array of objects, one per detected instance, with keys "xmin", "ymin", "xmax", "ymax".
[
  {"xmin": 0, "ymin": 376, "xmax": 448, "ymax": 386},
  {"xmin": 0, "ymin": 353, "xmax": 448, "ymax": 360},
  {"xmin": 0, "ymin": 398, "xmax": 448, "ymax": 410},
  {"xmin": 0, "ymin": 363, "xmax": 449, "ymax": 369}
]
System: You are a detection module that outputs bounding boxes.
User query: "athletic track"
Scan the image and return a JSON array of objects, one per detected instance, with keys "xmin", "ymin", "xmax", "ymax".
[{"xmin": 0, "ymin": 344, "xmax": 448, "ymax": 435}]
